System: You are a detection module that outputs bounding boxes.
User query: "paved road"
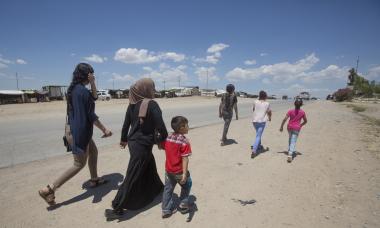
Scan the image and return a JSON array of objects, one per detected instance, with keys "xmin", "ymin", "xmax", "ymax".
[{"xmin": 0, "ymin": 100, "xmax": 293, "ymax": 168}]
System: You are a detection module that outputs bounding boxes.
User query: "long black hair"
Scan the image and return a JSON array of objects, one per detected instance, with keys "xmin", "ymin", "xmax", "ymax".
[{"xmin": 66, "ymin": 63, "xmax": 94, "ymax": 112}]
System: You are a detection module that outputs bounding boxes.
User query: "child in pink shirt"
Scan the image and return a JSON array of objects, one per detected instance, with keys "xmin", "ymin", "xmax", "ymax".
[{"xmin": 279, "ymin": 99, "xmax": 308, "ymax": 163}]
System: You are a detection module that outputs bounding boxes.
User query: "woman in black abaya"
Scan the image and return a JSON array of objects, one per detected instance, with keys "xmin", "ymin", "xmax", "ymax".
[{"xmin": 105, "ymin": 78, "xmax": 168, "ymax": 219}]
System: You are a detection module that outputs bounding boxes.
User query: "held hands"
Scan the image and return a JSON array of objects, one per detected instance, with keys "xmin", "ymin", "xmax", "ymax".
[
  {"xmin": 101, "ymin": 129, "xmax": 112, "ymax": 138},
  {"xmin": 179, "ymin": 174, "xmax": 187, "ymax": 185},
  {"xmin": 120, "ymin": 141, "xmax": 128, "ymax": 149}
]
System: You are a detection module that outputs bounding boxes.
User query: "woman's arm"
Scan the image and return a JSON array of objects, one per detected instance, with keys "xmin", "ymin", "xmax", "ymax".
[
  {"xmin": 94, "ymin": 119, "xmax": 112, "ymax": 137},
  {"xmin": 151, "ymin": 101, "xmax": 168, "ymax": 142},
  {"xmin": 120, "ymin": 106, "xmax": 131, "ymax": 148}
]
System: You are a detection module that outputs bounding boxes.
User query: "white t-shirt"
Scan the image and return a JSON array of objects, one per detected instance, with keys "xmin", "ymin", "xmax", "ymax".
[{"xmin": 252, "ymin": 100, "xmax": 271, "ymax": 123}]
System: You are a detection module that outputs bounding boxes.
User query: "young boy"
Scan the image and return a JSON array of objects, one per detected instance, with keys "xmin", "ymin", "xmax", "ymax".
[{"xmin": 161, "ymin": 116, "xmax": 193, "ymax": 218}]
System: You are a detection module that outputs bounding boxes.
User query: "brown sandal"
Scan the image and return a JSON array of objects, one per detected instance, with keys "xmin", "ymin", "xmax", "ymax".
[
  {"xmin": 89, "ymin": 178, "xmax": 108, "ymax": 188},
  {"xmin": 38, "ymin": 185, "xmax": 56, "ymax": 206}
]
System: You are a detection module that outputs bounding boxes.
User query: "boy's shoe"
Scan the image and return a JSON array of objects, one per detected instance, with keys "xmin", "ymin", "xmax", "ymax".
[
  {"xmin": 178, "ymin": 205, "xmax": 190, "ymax": 214},
  {"xmin": 251, "ymin": 152, "xmax": 257, "ymax": 159},
  {"xmin": 162, "ymin": 208, "xmax": 177, "ymax": 219},
  {"xmin": 287, "ymin": 156, "xmax": 292, "ymax": 163}
]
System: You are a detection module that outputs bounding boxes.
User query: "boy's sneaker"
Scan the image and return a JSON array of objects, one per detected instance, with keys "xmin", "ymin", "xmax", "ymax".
[
  {"xmin": 162, "ymin": 208, "xmax": 177, "ymax": 219},
  {"xmin": 287, "ymin": 155, "xmax": 292, "ymax": 163},
  {"xmin": 178, "ymin": 205, "xmax": 190, "ymax": 214},
  {"xmin": 251, "ymin": 152, "xmax": 257, "ymax": 159}
]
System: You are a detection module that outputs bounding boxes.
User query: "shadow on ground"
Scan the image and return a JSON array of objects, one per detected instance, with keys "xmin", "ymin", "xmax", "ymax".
[{"xmin": 47, "ymin": 173, "xmax": 124, "ymax": 211}]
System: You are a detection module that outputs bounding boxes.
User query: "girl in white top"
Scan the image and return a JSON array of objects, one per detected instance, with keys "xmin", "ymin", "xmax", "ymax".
[{"xmin": 251, "ymin": 91, "xmax": 271, "ymax": 158}]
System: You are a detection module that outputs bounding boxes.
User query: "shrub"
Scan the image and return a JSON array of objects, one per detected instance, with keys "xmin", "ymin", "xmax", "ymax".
[{"xmin": 333, "ymin": 88, "xmax": 353, "ymax": 102}]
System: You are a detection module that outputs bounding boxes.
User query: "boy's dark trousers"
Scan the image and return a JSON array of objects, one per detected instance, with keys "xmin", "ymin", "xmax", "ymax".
[
  {"xmin": 222, "ymin": 110, "xmax": 233, "ymax": 141},
  {"xmin": 162, "ymin": 171, "xmax": 192, "ymax": 214}
]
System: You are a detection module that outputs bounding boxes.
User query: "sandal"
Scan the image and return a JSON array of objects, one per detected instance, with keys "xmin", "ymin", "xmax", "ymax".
[
  {"xmin": 89, "ymin": 178, "xmax": 108, "ymax": 188},
  {"xmin": 38, "ymin": 185, "xmax": 56, "ymax": 206}
]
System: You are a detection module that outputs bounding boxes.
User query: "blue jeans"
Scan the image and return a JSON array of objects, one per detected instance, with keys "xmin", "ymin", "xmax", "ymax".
[
  {"xmin": 162, "ymin": 171, "xmax": 192, "ymax": 214},
  {"xmin": 252, "ymin": 122, "xmax": 266, "ymax": 152},
  {"xmin": 288, "ymin": 130, "xmax": 299, "ymax": 155}
]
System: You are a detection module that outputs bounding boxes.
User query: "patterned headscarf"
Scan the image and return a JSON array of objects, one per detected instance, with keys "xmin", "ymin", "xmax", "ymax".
[{"xmin": 129, "ymin": 78, "xmax": 156, "ymax": 121}]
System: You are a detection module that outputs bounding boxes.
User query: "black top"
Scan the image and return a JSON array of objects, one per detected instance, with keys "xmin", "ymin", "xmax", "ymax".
[
  {"xmin": 69, "ymin": 84, "xmax": 98, "ymax": 154},
  {"xmin": 121, "ymin": 100, "xmax": 168, "ymax": 146}
]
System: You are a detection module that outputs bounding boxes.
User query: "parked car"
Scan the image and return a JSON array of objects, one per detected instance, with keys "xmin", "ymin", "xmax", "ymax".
[{"xmin": 97, "ymin": 90, "xmax": 111, "ymax": 101}]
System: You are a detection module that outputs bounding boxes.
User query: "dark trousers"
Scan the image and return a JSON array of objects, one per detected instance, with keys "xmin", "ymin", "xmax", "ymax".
[
  {"xmin": 222, "ymin": 111, "xmax": 233, "ymax": 141},
  {"xmin": 162, "ymin": 171, "xmax": 192, "ymax": 213}
]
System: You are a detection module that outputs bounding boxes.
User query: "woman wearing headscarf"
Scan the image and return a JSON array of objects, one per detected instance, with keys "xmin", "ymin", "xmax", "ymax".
[{"xmin": 105, "ymin": 78, "xmax": 168, "ymax": 219}]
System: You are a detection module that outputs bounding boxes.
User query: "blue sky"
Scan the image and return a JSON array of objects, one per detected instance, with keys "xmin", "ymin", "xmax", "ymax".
[{"xmin": 1, "ymin": 0, "xmax": 379, "ymax": 97}]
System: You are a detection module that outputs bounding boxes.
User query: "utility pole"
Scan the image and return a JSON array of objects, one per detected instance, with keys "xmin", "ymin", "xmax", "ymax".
[
  {"xmin": 356, "ymin": 56, "xmax": 360, "ymax": 73},
  {"xmin": 112, "ymin": 78, "xmax": 115, "ymax": 90},
  {"xmin": 206, "ymin": 68, "xmax": 209, "ymax": 90},
  {"xmin": 16, "ymin": 72, "xmax": 19, "ymax": 90},
  {"xmin": 178, "ymin": 76, "xmax": 181, "ymax": 87},
  {"xmin": 163, "ymin": 80, "xmax": 166, "ymax": 90}
]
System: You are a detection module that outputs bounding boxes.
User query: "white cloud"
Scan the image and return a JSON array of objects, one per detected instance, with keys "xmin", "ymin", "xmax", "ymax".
[
  {"xmin": 195, "ymin": 67, "xmax": 220, "ymax": 83},
  {"xmin": 159, "ymin": 63, "xmax": 170, "ymax": 70},
  {"xmin": 160, "ymin": 52, "xmax": 185, "ymax": 62},
  {"xmin": 367, "ymin": 65, "xmax": 380, "ymax": 81},
  {"xmin": 141, "ymin": 66, "xmax": 188, "ymax": 88},
  {"xmin": 143, "ymin": 66, "xmax": 153, "ymax": 72},
  {"xmin": 260, "ymin": 53, "xmax": 268, "ymax": 57},
  {"xmin": 226, "ymin": 53, "xmax": 319, "ymax": 82},
  {"xmin": 0, "ymin": 55, "xmax": 12, "ymax": 68},
  {"xmin": 114, "ymin": 48, "xmax": 159, "ymax": 64},
  {"xmin": 71, "ymin": 53, "xmax": 76, "ymax": 56},
  {"xmin": 300, "ymin": 65, "xmax": 349, "ymax": 84},
  {"xmin": 109, "ymin": 73, "xmax": 135, "ymax": 82},
  {"xmin": 114, "ymin": 48, "xmax": 185, "ymax": 64},
  {"xmin": 244, "ymin": 59, "xmax": 257, "ymax": 65},
  {"xmin": 84, "ymin": 54, "xmax": 107, "ymax": 63},
  {"xmin": 0, "ymin": 62, "xmax": 8, "ymax": 69},
  {"xmin": 16, "ymin": 59, "xmax": 27, "ymax": 64},
  {"xmin": 177, "ymin": 65, "xmax": 187, "ymax": 70},
  {"xmin": 194, "ymin": 43, "xmax": 230, "ymax": 65},
  {"xmin": 262, "ymin": 78, "xmax": 271, "ymax": 84},
  {"xmin": 207, "ymin": 43, "xmax": 229, "ymax": 53}
]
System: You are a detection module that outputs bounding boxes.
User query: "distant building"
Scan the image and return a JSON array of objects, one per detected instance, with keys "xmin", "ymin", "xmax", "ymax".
[
  {"xmin": 42, "ymin": 85, "xmax": 67, "ymax": 100},
  {"xmin": 298, "ymin": 91, "xmax": 310, "ymax": 100},
  {"xmin": 0, "ymin": 90, "xmax": 25, "ymax": 104}
]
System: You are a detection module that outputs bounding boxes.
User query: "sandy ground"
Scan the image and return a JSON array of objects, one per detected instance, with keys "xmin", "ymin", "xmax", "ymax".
[{"xmin": 0, "ymin": 100, "xmax": 379, "ymax": 228}]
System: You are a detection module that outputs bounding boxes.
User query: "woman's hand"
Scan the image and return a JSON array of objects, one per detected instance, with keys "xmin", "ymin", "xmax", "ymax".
[
  {"xmin": 120, "ymin": 141, "xmax": 128, "ymax": 149},
  {"xmin": 101, "ymin": 129, "xmax": 112, "ymax": 138},
  {"xmin": 88, "ymin": 73, "xmax": 95, "ymax": 84}
]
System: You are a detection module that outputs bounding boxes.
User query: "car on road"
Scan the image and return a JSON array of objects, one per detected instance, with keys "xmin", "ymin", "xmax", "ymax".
[{"xmin": 97, "ymin": 90, "xmax": 111, "ymax": 101}]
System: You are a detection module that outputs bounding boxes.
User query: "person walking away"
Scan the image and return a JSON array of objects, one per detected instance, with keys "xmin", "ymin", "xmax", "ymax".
[
  {"xmin": 251, "ymin": 90, "xmax": 271, "ymax": 158},
  {"xmin": 160, "ymin": 116, "xmax": 193, "ymax": 218},
  {"xmin": 38, "ymin": 63, "xmax": 112, "ymax": 206},
  {"xmin": 105, "ymin": 78, "xmax": 168, "ymax": 220},
  {"xmin": 279, "ymin": 98, "xmax": 308, "ymax": 163},
  {"xmin": 219, "ymin": 84, "xmax": 238, "ymax": 146}
]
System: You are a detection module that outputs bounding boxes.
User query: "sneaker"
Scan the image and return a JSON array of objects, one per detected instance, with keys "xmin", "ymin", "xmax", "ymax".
[
  {"xmin": 178, "ymin": 205, "xmax": 190, "ymax": 214},
  {"xmin": 251, "ymin": 152, "xmax": 257, "ymax": 159},
  {"xmin": 162, "ymin": 208, "xmax": 177, "ymax": 219},
  {"xmin": 287, "ymin": 156, "xmax": 292, "ymax": 163}
]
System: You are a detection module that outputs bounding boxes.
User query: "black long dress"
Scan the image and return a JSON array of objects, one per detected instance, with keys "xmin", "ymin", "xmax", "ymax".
[{"xmin": 112, "ymin": 100, "xmax": 168, "ymax": 210}]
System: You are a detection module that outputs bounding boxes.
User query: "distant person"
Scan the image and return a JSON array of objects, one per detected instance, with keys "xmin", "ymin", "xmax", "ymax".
[
  {"xmin": 38, "ymin": 63, "xmax": 112, "ymax": 206},
  {"xmin": 251, "ymin": 90, "xmax": 271, "ymax": 158},
  {"xmin": 219, "ymin": 84, "xmax": 238, "ymax": 146},
  {"xmin": 160, "ymin": 116, "xmax": 193, "ymax": 218},
  {"xmin": 279, "ymin": 98, "xmax": 308, "ymax": 163},
  {"xmin": 105, "ymin": 78, "xmax": 168, "ymax": 220}
]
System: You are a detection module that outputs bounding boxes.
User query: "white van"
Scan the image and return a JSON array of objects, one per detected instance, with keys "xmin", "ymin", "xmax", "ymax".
[{"xmin": 97, "ymin": 90, "xmax": 111, "ymax": 101}]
